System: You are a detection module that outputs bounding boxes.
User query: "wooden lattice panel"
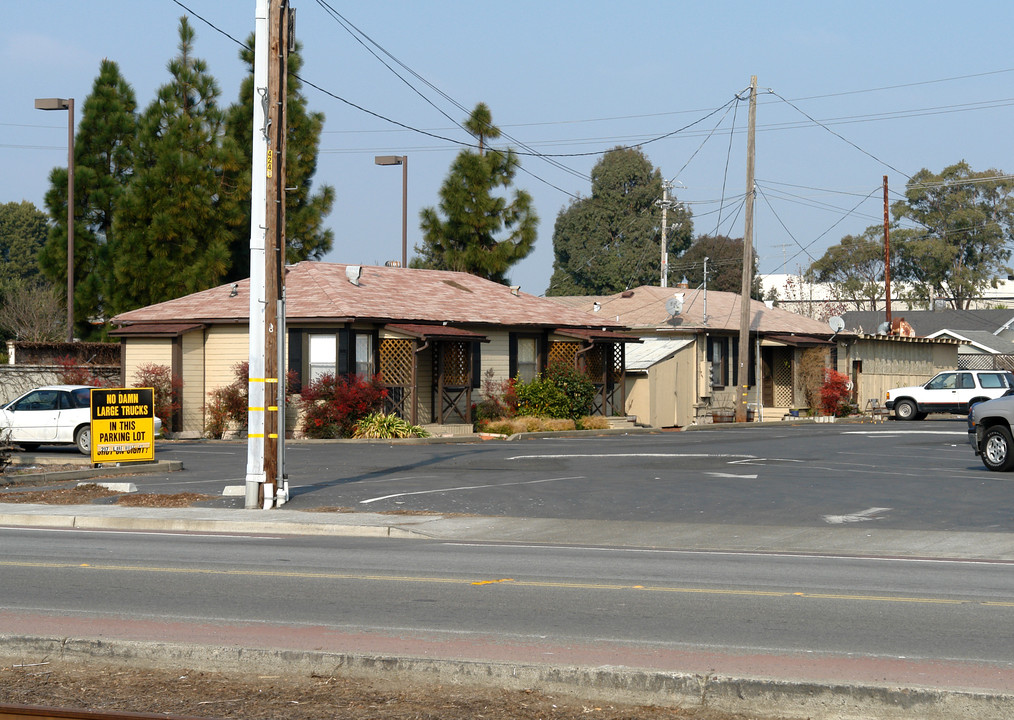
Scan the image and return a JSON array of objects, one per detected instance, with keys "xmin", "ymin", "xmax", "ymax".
[
  {"xmin": 548, "ymin": 341, "xmax": 579, "ymax": 368},
  {"xmin": 585, "ymin": 345, "xmax": 605, "ymax": 379},
  {"xmin": 610, "ymin": 344, "xmax": 623, "ymax": 382},
  {"xmin": 442, "ymin": 342, "xmax": 469, "ymax": 386},
  {"xmin": 774, "ymin": 356, "xmax": 793, "ymax": 406},
  {"xmin": 379, "ymin": 338, "xmax": 414, "ymax": 386}
]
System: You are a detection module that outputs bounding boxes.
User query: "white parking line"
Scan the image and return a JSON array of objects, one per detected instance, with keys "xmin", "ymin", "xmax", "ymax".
[{"xmin": 360, "ymin": 476, "xmax": 585, "ymax": 505}]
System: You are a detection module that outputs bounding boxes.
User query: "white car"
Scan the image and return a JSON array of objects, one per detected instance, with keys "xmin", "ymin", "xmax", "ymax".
[
  {"xmin": 884, "ymin": 370, "xmax": 1014, "ymax": 421},
  {"xmin": 0, "ymin": 385, "xmax": 162, "ymax": 455}
]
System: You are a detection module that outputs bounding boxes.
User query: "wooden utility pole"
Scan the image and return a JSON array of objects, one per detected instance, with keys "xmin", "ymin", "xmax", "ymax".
[
  {"xmin": 736, "ymin": 76, "xmax": 757, "ymax": 423},
  {"xmin": 263, "ymin": 0, "xmax": 290, "ymax": 503},
  {"xmin": 883, "ymin": 175, "xmax": 892, "ymax": 328}
]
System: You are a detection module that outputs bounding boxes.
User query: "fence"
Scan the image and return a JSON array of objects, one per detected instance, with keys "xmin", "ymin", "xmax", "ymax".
[{"xmin": 958, "ymin": 354, "xmax": 1014, "ymax": 371}]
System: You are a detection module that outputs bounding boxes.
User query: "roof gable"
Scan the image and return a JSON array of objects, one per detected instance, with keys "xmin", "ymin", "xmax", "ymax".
[
  {"xmin": 111, "ymin": 262, "xmax": 621, "ymax": 330},
  {"xmin": 549, "ymin": 286, "xmax": 832, "ymax": 335}
]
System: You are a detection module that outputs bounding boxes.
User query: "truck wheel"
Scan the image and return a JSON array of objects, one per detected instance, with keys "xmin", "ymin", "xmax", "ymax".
[
  {"xmin": 894, "ymin": 399, "xmax": 918, "ymax": 421},
  {"xmin": 75, "ymin": 426, "xmax": 91, "ymax": 456},
  {"xmin": 981, "ymin": 426, "xmax": 1014, "ymax": 472}
]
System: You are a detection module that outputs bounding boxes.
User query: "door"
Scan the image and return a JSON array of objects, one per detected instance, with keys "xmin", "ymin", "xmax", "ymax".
[{"xmin": 3, "ymin": 389, "xmax": 61, "ymax": 441}]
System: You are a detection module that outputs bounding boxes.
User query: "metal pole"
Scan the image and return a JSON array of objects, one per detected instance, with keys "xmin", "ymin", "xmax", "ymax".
[
  {"xmin": 401, "ymin": 155, "xmax": 408, "ymax": 268},
  {"xmin": 883, "ymin": 175, "xmax": 892, "ymax": 327},
  {"xmin": 66, "ymin": 98, "xmax": 74, "ymax": 343}
]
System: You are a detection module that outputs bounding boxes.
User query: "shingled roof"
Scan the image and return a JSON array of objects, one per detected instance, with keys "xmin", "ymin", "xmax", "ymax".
[
  {"xmin": 549, "ymin": 286, "xmax": 833, "ymax": 335},
  {"xmin": 111, "ymin": 262, "xmax": 624, "ymax": 331}
]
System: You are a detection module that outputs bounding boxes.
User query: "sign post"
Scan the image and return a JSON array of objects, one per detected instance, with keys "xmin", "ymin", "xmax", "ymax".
[{"xmin": 90, "ymin": 388, "xmax": 156, "ymax": 464}]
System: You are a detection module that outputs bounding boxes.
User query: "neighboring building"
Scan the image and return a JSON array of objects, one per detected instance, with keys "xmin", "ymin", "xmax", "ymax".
[
  {"xmin": 108, "ymin": 262, "xmax": 636, "ymax": 435},
  {"xmin": 551, "ymin": 286, "xmax": 837, "ymax": 426},
  {"xmin": 925, "ymin": 330, "xmax": 1014, "ymax": 371},
  {"xmin": 843, "ymin": 309, "xmax": 1014, "ymax": 337}
]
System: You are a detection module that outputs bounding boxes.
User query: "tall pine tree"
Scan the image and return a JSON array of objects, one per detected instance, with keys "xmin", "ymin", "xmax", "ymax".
[
  {"xmin": 110, "ymin": 17, "xmax": 241, "ymax": 314},
  {"xmin": 39, "ymin": 59, "xmax": 136, "ymax": 339},
  {"xmin": 223, "ymin": 35, "xmax": 334, "ymax": 282},
  {"xmin": 415, "ymin": 103, "xmax": 537, "ymax": 284}
]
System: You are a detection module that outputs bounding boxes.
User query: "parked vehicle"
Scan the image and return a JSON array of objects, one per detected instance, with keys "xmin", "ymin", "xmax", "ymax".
[
  {"xmin": 968, "ymin": 394, "xmax": 1014, "ymax": 471},
  {"xmin": 884, "ymin": 370, "xmax": 1014, "ymax": 421},
  {"xmin": 0, "ymin": 385, "xmax": 162, "ymax": 455}
]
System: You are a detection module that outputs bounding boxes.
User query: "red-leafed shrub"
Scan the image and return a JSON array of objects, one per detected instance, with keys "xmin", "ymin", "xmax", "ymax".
[
  {"xmin": 132, "ymin": 363, "xmax": 183, "ymax": 433},
  {"xmin": 820, "ymin": 368, "xmax": 852, "ymax": 417},
  {"xmin": 300, "ymin": 373, "xmax": 388, "ymax": 439}
]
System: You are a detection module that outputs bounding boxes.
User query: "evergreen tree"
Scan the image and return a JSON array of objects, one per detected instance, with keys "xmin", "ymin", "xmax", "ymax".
[
  {"xmin": 110, "ymin": 17, "xmax": 241, "ymax": 314},
  {"xmin": 415, "ymin": 103, "xmax": 537, "ymax": 284},
  {"xmin": 673, "ymin": 235, "xmax": 761, "ymax": 297},
  {"xmin": 547, "ymin": 147, "xmax": 692, "ymax": 296},
  {"xmin": 0, "ymin": 201, "xmax": 49, "ymax": 288},
  {"xmin": 223, "ymin": 35, "xmax": 334, "ymax": 282},
  {"xmin": 38, "ymin": 59, "xmax": 136, "ymax": 339}
]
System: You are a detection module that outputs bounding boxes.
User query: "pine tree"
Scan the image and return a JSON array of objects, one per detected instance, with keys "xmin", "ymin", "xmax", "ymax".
[
  {"xmin": 222, "ymin": 35, "xmax": 334, "ymax": 282},
  {"xmin": 546, "ymin": 147, "xmax": 692, "ymax": 296},
  {"xmin": 38, "ymin": 59, "xmax": 136, "ymax": 338},
  {"xmin": 110, "ymin": 17, "xmax": 241, "ymax": 314},
  {"xmin": 415, "ymin": 103, "xmax": 537, "ymax": 284}
]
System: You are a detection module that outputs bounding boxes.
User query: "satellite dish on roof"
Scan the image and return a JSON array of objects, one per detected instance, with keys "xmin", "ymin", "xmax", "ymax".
[
  {"xmin": 828, "ymin": 316, "xmax": 845, "ymax": 333},
  {"xmin": 877, "ymin": 321, "xmax": 891, "ymax": 335},
  {"xmin": 665, "ymin": 293, "xmax": 685, "ymax": 317}
]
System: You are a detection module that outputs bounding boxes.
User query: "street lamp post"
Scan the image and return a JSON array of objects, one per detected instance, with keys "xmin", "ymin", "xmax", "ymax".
[
  {"xmin": 374, "ymin": 155, "xmax": 407, "ymax": 268},
  {"xmin": 35, "ymin": 97, "xmax": 75, "ymax": 342}
]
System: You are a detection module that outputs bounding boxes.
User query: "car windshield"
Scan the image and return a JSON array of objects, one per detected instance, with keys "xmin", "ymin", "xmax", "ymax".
[{"xmin": 926, "ymin": 373, "xmax": 956, "ymax": 390}]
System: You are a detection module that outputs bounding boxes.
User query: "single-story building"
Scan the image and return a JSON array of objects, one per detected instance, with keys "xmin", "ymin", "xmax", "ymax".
[
  {"xmin": 551, "ymin": 286, "xmax": 839, "ymax": 426},
  {"xmin": 108, "ymin": 262, "xmax": 637, "ymax": 435}
]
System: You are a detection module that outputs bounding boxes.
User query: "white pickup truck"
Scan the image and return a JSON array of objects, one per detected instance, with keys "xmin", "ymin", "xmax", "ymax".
[
  {"xmin": 884, "ymin": 369, "xmax": 1014, "ymax": 421},
  {"xmin": 968, "ymin": 394, "xmax": 1014, "ymax": 471}
]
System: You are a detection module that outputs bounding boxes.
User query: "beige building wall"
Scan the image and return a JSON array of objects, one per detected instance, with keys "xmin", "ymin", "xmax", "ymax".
[
  {"xmin": 123, "ymin": 339, "xmax": 172, "ymax": 388},
  {"xmin": 180, "ymin": 330, "xmax": 206, "ymax": 434},
  {"xmin": 845, "ymin": 337, "xmax": 959, "ymax": 407},
  {"xmin": 205, "ymin": 326, "xmax": 250, "ymax": 391}
]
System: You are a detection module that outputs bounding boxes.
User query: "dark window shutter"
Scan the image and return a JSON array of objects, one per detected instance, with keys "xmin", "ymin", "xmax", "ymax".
[
  {"xmin": 338, "ymin": 328, "xmax": 350, "ymax": 376},
  {"xmin": 471, "ymin": 341, "xmax": 481, "ymax": 388},
  {"xmin": 508, "ymin": 333, "xmax": 518, "ymax": 378},
  {"xmin": 287, "ymin": 329, "xmax": 303, "ymax": 393}
]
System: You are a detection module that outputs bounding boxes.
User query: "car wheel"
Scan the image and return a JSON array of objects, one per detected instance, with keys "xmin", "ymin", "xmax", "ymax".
[
  {"xmin": 894, "ymin": 399, "xmax": 918, "ymax": 421},
  {"xmin": 74, "ymin": 426, "xmax": 91, "ymax": 456},
  {"xmin": 981, "ymin": 426, "xmax": 1014, "ymax": 472}
]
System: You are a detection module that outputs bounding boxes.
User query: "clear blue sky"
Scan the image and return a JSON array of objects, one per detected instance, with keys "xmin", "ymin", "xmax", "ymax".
[{"xmin": 6, "ymin": 1, "xmax": 1014, "ymax": 295}]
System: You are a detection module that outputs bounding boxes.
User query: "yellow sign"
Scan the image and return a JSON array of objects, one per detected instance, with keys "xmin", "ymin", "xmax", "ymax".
[
  {"xmin": 266, "ymin": 147, "xmax": 273, "ymax": 178},
  {"xmin": 90, "ymin": 387, "xmax": 156, "ymax": 463}
]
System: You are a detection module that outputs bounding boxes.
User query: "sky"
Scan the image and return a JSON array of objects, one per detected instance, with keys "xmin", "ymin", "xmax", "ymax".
[{"xmin": 5, "ymin": 1, "xmax": 1014, "ymax": 297}]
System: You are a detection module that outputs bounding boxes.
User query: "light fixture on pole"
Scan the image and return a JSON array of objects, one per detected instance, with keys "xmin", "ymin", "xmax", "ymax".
[
  {"xmin": 35, "ymin": 97, "xmax": 75, "ymax": 342},
  {"xmin": 374, "ymin": 155, "xmax": 408, "ymax": 268}
]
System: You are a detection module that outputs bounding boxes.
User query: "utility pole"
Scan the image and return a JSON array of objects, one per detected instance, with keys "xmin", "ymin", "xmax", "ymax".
[
  {"xmin": 245, "ymin": 0, "xmax": 269, "ymax": 509},
  {"xmin": 883, "ymin": 175, "xmax": 892, "ymax": 327},
  {"xmin": 656, "ymin": 181, "xmax": 675, "ymax": 287},
  {"xmin": 736, "ymin": 76, "xmax": 757, "ymax": 423},
  {"xmin": 263, "ymin": 0, "xmax": 290, "ymax": 506}
]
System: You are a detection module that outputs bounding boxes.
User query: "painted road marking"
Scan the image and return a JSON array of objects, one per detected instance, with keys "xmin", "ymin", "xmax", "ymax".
[
  {"xmin": 359, "ymin": 476, "xmax": 584, "ymax": 504},
  {"xmin": 3, "ymin": 560, "xmax": 1011, "ymax": 607},
  {"xmin": 705, "ymin": 472, "xmax": 758, "ymax": 479},
  {"xmin": 843, "ymin": 430, "xmax": 966, "ymax": 436},
  {"xmin": 506, "ymin": 453, "xmax": 755, "ymax": 460},
  {"xmin": 822, "ymin": 507, "xmax": 892, "ymax": 524}
]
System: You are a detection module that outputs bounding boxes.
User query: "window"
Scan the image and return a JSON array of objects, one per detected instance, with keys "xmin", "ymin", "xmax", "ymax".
[
  {"xmin": 516, "ymin": 337, "xmax": 538, "ymax": 382},
  {"xmin": 978, "ymin": 373, "xmax": 1006, "ymax": 389},
  {"xmin": 926, "ymin": 373, "xmax": 956, "ymax": 390},
  {"xmin": 958, "ymin": 373, "xmax": 975, "ymax": 389},
  {"xmin": 707, "ymin": 337, "xmax": 728, "ymax": 387},
  {"xmin": 509, "ymin": 333, "xmax": 544, "ymax": 381},
  {"xmin": 308, "ymin": 334, "xmax": 337, "ymax": 381},
  {"xmin": 355, "ymin": 333, "xmax": 374, "ymax": 377}
]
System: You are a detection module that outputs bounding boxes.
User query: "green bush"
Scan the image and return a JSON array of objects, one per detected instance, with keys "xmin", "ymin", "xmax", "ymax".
[
  {"xmin": 514, "ymin": 362, "xmax": 596, "ymax": 420},
  {"xmin": 352, "ymin": 412, "xmax": 430, "ymax": 439}
]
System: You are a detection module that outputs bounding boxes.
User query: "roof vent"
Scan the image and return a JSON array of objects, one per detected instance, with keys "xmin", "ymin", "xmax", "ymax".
[
  {"xmin": 346, "ymin": 265, "xmax": 362, "ymax": 286},
  {"xmin": 384, "ymin": 260, "xmax": 401, "ymax": 268},
  {"xmin": 621, "ymin": 290, "xmax": 634, "ymax": 298},
  {"xmin": 510, "ymin": 285, "xmax": 521, "ymax": 296},
  {"xmin": 593, "ymin": 302, "xmax": 601, "ymax": 312}
]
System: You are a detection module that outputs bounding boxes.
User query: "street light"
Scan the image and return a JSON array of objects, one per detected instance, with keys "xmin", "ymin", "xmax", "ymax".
[
  {"xmin": 374, "ymin": 154, "xmax": 407, "ymax": 268},
  {"xmin": 35, "ymin": 97, "xmax": 75, "ymax": 342}
]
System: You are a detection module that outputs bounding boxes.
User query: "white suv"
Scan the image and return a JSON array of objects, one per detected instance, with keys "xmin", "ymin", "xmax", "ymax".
[{"xmin": 885, "ymin": 370, "xmax": 1014, "ymax": 421}]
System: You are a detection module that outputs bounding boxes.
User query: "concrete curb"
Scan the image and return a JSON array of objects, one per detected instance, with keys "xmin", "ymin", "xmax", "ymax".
[
  {"xmin": 1, "ymin": 460, "xmax": 183, "ymax": 486},
  {"xmin": 2, "ymin": 635, "xmax": 1010, "ymax": 720}
]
